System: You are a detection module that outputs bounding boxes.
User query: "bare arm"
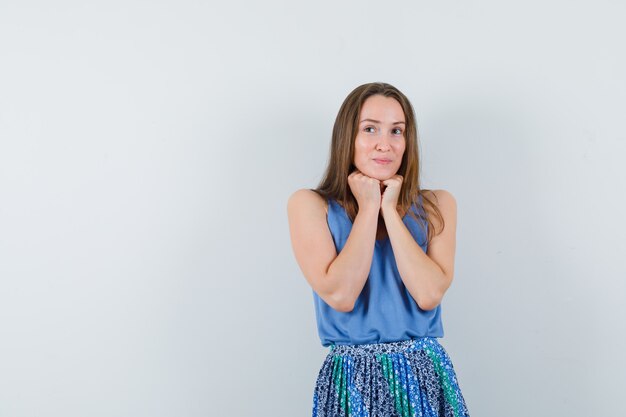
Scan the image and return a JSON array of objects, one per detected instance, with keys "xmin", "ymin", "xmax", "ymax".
[
  {"xmin": 287, "ymin": 189, "xmax": 379, "ymax": 312},
  {"xmin": 382, "ymin": 189, "xmax": 457, "ymax": 310}
]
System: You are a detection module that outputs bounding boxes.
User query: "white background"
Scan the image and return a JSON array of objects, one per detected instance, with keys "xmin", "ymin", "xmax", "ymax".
[{"xmin": 1, "ymin": 1, "xmax": 625, "ymax": 416}]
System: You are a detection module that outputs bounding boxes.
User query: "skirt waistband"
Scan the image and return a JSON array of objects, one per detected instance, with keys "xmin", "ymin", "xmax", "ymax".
[{"xmin": 328, "ymin": 336, "xmax": 440, "ymax": 356}]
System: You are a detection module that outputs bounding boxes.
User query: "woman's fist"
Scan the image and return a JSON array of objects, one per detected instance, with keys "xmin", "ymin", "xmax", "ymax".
[
  {"xmin": 381, "ymin": 175, "xmax": 403, "ymax": 214},
  {"xmin": 348, "ymin": 169, "xmax": 382, "ymax": 212}
]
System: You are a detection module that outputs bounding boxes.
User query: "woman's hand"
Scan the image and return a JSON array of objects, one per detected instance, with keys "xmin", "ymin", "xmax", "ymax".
[
  {"xmin": 348, "ymin": 169, "xmax": 381, "ymax": 212},
  {"xmin": 381, "ymin": 175, "xmax": 403, "ymax": 215}
]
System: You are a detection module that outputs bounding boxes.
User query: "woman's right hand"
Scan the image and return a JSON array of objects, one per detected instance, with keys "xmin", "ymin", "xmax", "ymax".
[{"xmin": 348, "ymin": 169, "xmax": 381, "ymax": 212}]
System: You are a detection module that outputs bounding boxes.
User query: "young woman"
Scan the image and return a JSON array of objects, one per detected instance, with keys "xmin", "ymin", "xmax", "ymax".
[{"xmin": 287, "ymin": 82, "xmax": 470, "ymax": 417}]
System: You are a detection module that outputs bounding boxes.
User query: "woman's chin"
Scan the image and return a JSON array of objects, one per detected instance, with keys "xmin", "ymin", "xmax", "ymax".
[
  {"xmin": 357, "ymin": 166, "xmax": 397, "ymax": 181},
  {"xmin": 371, "ymin": 172, "xmax": 395, "ymax": 181}
]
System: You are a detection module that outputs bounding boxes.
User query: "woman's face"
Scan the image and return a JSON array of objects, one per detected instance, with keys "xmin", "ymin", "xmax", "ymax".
[{"xmin": 353, "ymin": 94, "xmax": 406, "ymax": 180}]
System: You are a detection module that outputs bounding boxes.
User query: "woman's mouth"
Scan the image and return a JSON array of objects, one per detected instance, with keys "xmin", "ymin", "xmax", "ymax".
[{"xmin": 373, "ymin": 159, "xmax": 392, "ymax": 165}]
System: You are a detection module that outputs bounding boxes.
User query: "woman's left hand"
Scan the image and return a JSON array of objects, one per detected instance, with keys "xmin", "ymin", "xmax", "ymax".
[{"xmin": 380, "ymin": 175, "xmax": 403, "ymax": 215}]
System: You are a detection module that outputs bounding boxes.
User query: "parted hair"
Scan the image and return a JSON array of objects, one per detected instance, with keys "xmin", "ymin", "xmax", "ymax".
[{"xmin": 311, "ymin": 81, "xmax": 444, "ymax": 245}]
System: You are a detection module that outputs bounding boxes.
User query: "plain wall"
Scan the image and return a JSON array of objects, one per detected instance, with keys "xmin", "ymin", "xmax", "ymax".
[{"xmin": 1, "ymin": 1, "xmax": 625, "ymax": 416}]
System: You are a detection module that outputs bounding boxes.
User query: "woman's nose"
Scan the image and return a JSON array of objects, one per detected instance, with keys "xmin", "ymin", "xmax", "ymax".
[{"xmin": 376, "ymin": 134, "xmax": 392, "ymax": 150}]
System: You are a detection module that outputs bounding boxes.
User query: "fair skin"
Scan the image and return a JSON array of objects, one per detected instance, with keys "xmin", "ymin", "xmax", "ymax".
[
  {"xmin": 287, "ymin": 94, "xmax": 457, "ymax": 312},
  {"xmin": 352, "ymin": 94, "xmax": 407, "ymax": 238}
]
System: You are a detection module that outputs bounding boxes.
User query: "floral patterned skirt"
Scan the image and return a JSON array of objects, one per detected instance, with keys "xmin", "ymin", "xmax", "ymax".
[{"xmin": 312, "ymin": 337, "xmax": 470, "ymax": 417}]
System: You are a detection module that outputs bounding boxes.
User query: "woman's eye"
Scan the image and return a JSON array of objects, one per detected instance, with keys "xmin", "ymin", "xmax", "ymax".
[
  {"xmin": 392, "ymin": 128, "xmax": 403, "ymax": 135},
  {"xmin": 364, "ymin": 126, "xmax": 375, "ymax": 133}
]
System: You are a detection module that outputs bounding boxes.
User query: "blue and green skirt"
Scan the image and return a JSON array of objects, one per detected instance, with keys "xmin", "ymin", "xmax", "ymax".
[{"xmin": 312, "ymin": 337, "xmax": 470, "ymax": 417}]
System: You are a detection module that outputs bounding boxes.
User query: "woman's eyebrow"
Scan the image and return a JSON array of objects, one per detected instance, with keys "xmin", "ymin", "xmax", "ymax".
[{"xmin": 359, "ymin": 118, "xmax": 406, "ymax": 125}]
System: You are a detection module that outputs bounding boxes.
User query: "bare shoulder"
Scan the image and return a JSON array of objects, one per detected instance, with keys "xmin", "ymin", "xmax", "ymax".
[
  {"xmin": 287, "ymin": 188, "xmax": 328, "ymax": 217},
  {"xmin": 422, "ymin": 189, "xmax": 457, "ymax": 231},
  {"xmin": 286, "ymin": 188, "xmax": 339, "ymax": 307},
  {"xmin": 428, "ymin": 189, "xmax": 456, "ymax": 208},
  {"xmin": 422, "ymin": 189, "xmax": 456, "ymax": 210}
]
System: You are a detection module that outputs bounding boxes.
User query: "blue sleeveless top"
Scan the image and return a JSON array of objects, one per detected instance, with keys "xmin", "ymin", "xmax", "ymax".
[{"xmin": 312, "ymin": 195, "xmax": 444, "ymax": 347}]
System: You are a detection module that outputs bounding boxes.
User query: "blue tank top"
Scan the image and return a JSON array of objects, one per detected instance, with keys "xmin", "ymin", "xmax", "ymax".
[{"xmin": 312, "ymin": 195, "xmax": 444, "ymax": 347}]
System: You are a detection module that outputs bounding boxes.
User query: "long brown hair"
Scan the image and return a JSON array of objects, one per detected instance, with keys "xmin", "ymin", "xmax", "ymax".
[{"xmin": 311, "ymin": 82, "xmax": 444, "ymax": 246}]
